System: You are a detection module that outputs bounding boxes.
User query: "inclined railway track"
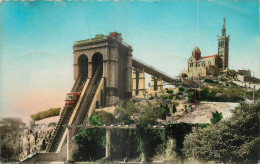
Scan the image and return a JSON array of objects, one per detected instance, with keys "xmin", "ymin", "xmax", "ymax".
[
  {"xmin": 46, "ymin": 67, "xmax": 102, "ymax": 152},
  {"xmin": 46, "ymin": 72, "xmax": 88, "ymax": 152}
]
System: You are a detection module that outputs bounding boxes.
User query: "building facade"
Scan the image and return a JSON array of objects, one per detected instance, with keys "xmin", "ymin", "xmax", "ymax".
[{"xmin": 181, "ymin": 18, "xmax": 229, "ymax": 79}]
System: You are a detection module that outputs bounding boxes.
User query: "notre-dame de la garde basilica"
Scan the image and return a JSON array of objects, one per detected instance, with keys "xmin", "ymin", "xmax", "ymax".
[{"xmin": 182, "ymin": 18, "xmax": 229, "ymax": 79}]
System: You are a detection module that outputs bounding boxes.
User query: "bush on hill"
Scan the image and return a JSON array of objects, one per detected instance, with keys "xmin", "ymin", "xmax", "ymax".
[
  {"xmin": 30, "ymin": 108, "xmax": 61, "ymax": 121},
  {"xmin": 182, "ymin": 103, "xmax": 260, "ymax": 163}
]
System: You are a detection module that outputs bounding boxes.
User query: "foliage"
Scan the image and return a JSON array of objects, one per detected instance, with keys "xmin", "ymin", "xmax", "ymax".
[
  {"xmin": 148, "ymin": 96, "xmax": 155, "ymax": 100},
  {"xmin": 166, "ymin": 89, "xmax": 173, "ymax": 94},
  {"xmin": 166, "ymin": 123, "xmax": 209, "ymax": 160},
  {"xmin": 94, "ymin": 111, "xmax": 115, "ymax": 125},
  {"xmin": 118, "ymin": 114, "xmax": 134, "ymax": 125},
  {"xmin": 179, "ymin": 87, "xmax": 185, "ymax": 92},
  {"xmin": 182, "ymin": 103, "xmax": 260, "ymax": 163},
  {"xmin": 135, "ymin": 123, "xmax": 165, "ymax": 160},
  {"xmin": 110, "ymin": 129, "xmax": 138, "ymax": 160},
  {"xmin": 1, "ymin": 144, "xmax": 16, "ymax": 160},
  {"xmin": 172, "ymin": 101, "xmax": 179, "ymax": 107},
  {"xmin": 156, "ymin": 139, "xmax": 179, "ymax": 162},
  {"xmin": 210, "ymin": 110, "xmax": 223, "ymax": 124},
  {"xmin": 245, "ymin": 88, "xmax": 260, "ymax": 100},
  {"xmin": 188, "ymin": 87, "xmax": 245, "ymax": 103},
  {"xmin": 115, "ymin": 101, "xmax": 138, "ymax": 117},
  {"xmin": 139, "ymin": 107, "xmax": 164, "ymax": 124},
  {"xmin": 89, "ymin": 115, "xmax": 103, "ymax": 126},
  {"xmin": 48, "ymin": 122, "xmax": 57, "ymax": 127},
  {"xmin": 74, "ymin": 128, "xmax": 106, "ymax": 161},
  {"xmin": 204, "ymin": 79, "xmax": 218, "ymax": 84},
  {"xmin": 160, "ymin": 104, "xmax": 170, "ymax": 119},
  {"xmin": 30, "ymin": 108, "xmax": 61, "ymax": 121}
]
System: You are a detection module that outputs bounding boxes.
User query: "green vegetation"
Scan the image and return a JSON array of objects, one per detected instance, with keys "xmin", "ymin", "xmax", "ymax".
[
  {"xmin": 166, "ymin": 89, "xmax": 173, "ymax": 94},
  {"xmin": 172, "ymin": 101, "xmax": 179, "ymax": 107},
  {"xmin": 148, "ymin": 96, "xmax": 155, "ymax": 100},
  {"xmin": 30, "ymin": 108, "xmax": 61, "ymax": 121},
  {"xmin": 139, "ymin": 107, "xmax": 164, "ymax": 124},
  {"xmin": 74, "ymin": 128, "xmax": 106, "ymax": 161},
  {"xmin": 182, "ymin": 103, "xmax": 260, "ymax": 163},
  {"xmin": 93, "ymin": 111, "xmax": 115, "ymax": 125},
  {"xmin": 179, "ymin": 87, "xmax": 185, "ymax": 92},
  {"xmin": 210, "ymin": 110, "xmax": 223, "ymax": 124},
  {"xmin": 204, "ymin": 79, "xmax": 218, "ymax": 84},
  {"xmin": 48, "ymin": 122, "xmax": 57, "ymax": 127},
  {"xmin": 188, "ymin": 87, "xmax": 245, "ymax": 103}
]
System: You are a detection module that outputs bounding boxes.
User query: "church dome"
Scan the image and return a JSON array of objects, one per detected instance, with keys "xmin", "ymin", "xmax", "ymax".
[{"xmin": 192, "ymin": 46, "xmax": 201, "ymax": 58}]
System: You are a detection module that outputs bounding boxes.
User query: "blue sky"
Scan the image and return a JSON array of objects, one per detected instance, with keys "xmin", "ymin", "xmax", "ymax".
[{"xmin": 0, "ymin": 0, "xmax": 259, "ymax": 121}]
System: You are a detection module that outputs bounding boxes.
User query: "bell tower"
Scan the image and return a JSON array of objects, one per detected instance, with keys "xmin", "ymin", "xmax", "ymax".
[{"xmin": 218, "ymin": 18, "xmax": 229, "ymax": 69}]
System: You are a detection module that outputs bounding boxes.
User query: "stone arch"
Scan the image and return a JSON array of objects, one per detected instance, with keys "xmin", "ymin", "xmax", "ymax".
[
  {"xmin": 78, "ymin": 54, "xmax": 88, "ymax": 77},
  {"xmin": 91, "ymin": 52, "xmax": 103, "ymax": 77},
  {"xmin": 96, "ymin": 101, "xmax": 99, "ymax": 109}
]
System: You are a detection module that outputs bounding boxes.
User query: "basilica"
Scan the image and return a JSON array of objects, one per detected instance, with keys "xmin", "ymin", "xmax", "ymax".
[{"xmin": 181, "ymin": 18, "xmax": 229, "ymax": 79}]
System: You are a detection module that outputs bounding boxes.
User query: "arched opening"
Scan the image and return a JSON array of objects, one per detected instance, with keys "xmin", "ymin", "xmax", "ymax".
[
  {"xmin": 96, "ymin": 101, "xmax": 99, "ymax": 109},
  {"xmin": 78, "ymin": 55, "xmax": 88, "ymax": 77},
  {"xmin": 92, "ymin": 52, "xmax": 103, "ymax": 77},
  {"xmin": 100, "ymin": 90, "xmax": 104, "ymax": 107}
]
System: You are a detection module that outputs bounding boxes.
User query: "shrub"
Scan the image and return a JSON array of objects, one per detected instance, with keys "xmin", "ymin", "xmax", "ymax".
[
  {"xmin": 30, "ymin": 108, "xmax": 61, "ymax": 121},
  {"xmin": 118, "ymin": 114, "xmax": 134, "ymax": 125},
  {"xmin": 94, "ymin": 111, "xmax": 115, "ymax": 125},
  {"xmin": 115, "ymin": 101, "xmax": 137, "ymax": 116},
  {"xmin": 179, "ymin": 87, "xmax": 185, "ymax": 92},
  {"xmin": 74, "ymin": 128, "xmax": 106, "ymax": 161},
  {"xmin": 156, "ymin": 139, "xmax": 179, "ymax": 162},
  {"xmin": 149, "ymin": 96, "xmax": 155, "ymax": 100},
  {"xmin": 139, "ymin": 107, "xmax": 164, "ymax": 124},
  {"xmin": 210, "ymin": 110, "xmax": 223, "ymax": 124},
  {"xmin": 48, "ymin": 122, "xmax": 57, "ymax": 127},
  {"xmin": 166, "ymin": 89, "xmax": 173, "ymax": 94},
  {"xmin": 182, "ymin": 103, "xmax": 260, "ymax": 163},
  {"xmin": 89, "ymin": 115, "xmax": 103, "ymax": 126}
]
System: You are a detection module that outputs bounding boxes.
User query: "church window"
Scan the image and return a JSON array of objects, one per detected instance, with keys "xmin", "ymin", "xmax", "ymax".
[
  {"xmin": 202, "ymin": 63, "xmax": 205, "ymax": 67},
  {"xmin": 208, "ymin": 61, "xmax": 211, "ymax": 66},
  {"xmin": 198, "ymin": 64, "xmax": 200, "ymax": 67}
]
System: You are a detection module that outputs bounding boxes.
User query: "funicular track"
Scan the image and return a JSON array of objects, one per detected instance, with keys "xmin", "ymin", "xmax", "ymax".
[
  {"xmin": 46, "ymin": 72, "xmax": 88, "ymax": 152},
  {"xmin": 72, "ymin": 66, "xmax": 103, "ymax": 132},
  {"xmin": 47, "ymin": 66, "xmax": 102, "ymax": 152},
  {"xmin": 59, "ymin": 66, "xmax": 103, "ymax": 150}
]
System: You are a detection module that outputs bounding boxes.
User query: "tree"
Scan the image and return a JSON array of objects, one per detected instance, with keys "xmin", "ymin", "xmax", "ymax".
[
  {"xmin": 210, "ymin": 110, "xmax": 223, "ymax": 124},
  {"xmin": 139, "ymin": 107, "xmax": 164, "ymax": 124},
  {"xmin": 182, "ymin": 103, "xmax": 260, "ymax": 163}
]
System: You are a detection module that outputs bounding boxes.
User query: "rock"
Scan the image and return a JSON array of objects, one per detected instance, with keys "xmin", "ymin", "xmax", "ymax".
[{"xmin": 19, "ymin": 123, "xmax": 55, "ymax": 159}]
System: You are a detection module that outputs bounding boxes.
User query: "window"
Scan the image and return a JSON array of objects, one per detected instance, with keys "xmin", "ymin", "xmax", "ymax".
[
  {"xmin": 202, "ymin": 62, "xmax": 205, "ymax": 67},
  {"xmin": 208, "ymin": 61, "xmax": 211, "ymax": 66}
]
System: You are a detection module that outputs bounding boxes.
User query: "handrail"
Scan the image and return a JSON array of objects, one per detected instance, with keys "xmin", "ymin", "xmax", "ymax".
[{"xmin": 132, "ymin": 57, "xmax": 176, "ymax": 80}]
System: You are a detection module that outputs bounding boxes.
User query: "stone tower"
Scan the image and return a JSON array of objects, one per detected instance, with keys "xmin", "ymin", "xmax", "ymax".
[
  {"xmin": 218, "ymin": 18, "xmax": 229, "ymax": 69},
  {"xmin": 73, "ymin": 32, "xmax": 133, "ymax": 105}
]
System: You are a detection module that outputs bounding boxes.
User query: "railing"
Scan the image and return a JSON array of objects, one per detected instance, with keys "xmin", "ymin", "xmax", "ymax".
[{"xmin": 132, "ymin": 57, "xmax": 177, "ymax": 80}]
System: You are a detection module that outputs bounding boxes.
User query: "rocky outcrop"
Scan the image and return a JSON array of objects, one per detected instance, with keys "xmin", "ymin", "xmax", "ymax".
[{"xmin": 20, "ymin": 123, "xmax": 55, "ymax": 159}]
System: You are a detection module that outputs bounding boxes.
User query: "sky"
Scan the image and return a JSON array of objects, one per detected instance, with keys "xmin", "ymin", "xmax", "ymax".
[{"xmin": 0, "ymin": 0, "xmax": 259, "ymax": 122}]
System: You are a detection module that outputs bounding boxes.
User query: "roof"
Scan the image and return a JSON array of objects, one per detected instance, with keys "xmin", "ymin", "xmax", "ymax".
[{"xmin": 200, "ymin": 55, "xmax": 217, "ymax": 59}]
